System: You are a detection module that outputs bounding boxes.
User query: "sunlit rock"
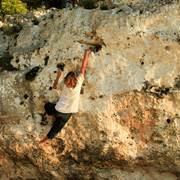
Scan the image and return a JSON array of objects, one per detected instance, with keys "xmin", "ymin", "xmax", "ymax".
[{"xmin": 0, "ymin": 1, "xmax": 179, "ymax": 179}]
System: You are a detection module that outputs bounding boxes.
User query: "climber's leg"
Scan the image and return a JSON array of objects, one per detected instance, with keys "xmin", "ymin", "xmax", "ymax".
[
  {"xmin": 44, "ymin": 103, "xmax": 56, "ymax": 116},
  {"xmin": 47, "ymin": 112, "xmax": 72, "ymax": 140},
  {"xmin": 39, "ymin": 112, "xmax": 72, "ymax": 146},
  {"xmin": 44, "ymin": 103, "xmax": 57, "ymax": 122}
]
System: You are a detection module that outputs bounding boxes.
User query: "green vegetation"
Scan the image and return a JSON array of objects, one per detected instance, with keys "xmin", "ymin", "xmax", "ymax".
[
  {"xmin": 0, "ymin": 13, "xmax": 3, "ymax": 21},
  {"xmin": 80, "ymin": 0, "xmax": 96, "ymax": 9},
  {"xmin": 0, "ymin": 55, "xmax": 18, "ymax": 71},
  {"xmin": 21, "ymin": 0, "xmax": 43, "ymax": 10},
  {"xmin": 20, "ymin": 101, "xmax": 24, "ymax": 105},
  {"xmin": 0, "ymin": 0, "xmax": 109, "ymax": 17},
  {"xmin": 45, "ymin": 0, "xmax": 65, "ymax": 9},
  {"xmin": 0, "ymin": 0, "xmax": 45, "ymax": 17},
  {"xmin": 0, "ymin": 0, "xmax": 28, "ymax": 15},
  {"xmin": 45, "ymin": 0, "xmax": 98, "ymax": 9},
  {"xmin": 1, "ymin": 22, "xmax": 22, "ymax": 35},
  {"xmin": 100, "ymin": 3, "xmax": 108, "ymax": 10},
  {"xmin": 25, "ymin": 66, "xmax": 40, "ymax": 81}
]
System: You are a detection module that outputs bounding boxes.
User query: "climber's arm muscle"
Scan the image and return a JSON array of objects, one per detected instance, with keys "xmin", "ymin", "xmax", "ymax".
[
  {"xmin": 80, "ymin": 50, "xmax": 92, "ymax": 75},
  {"xmin": 53, "ymin": 70, "xmax": 62, "ymax": 89}
]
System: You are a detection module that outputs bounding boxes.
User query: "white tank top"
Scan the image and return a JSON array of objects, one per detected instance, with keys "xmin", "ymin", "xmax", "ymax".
[{"xmin": 55, "ymin": 73, "xmax": 84, "ymax": 113}]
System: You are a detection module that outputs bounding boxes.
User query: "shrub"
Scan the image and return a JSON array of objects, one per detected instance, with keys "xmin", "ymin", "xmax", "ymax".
[
  {"xmin": 1, "ymin": 22, "xmax": 22, "ymax": 35},
  {"xmin": 0, "ymin": 15, "xmax": 3, "ymax": 21},
  {"xmin": 25, "ymin": 66, "xmax": 40, "ymax": 81},
  {"xmin": 81, "ymin": 0, "xmax": 96, "ymax": 9},
  {"xmin": 21, "ymin": 0, "xmax": 44, "ymax": 10},
  {"xmin": 45, "ymin": 0, "xmax": 65, "ymax": 9},
  {"xmin": 0, "ymin": 11, "xmax": 3, "ymax": 21},
  {"xmin": 1, "ymin": 0, "xmax": 28, "ymax": 15},
  {"xmin": 0, "ymin": 55, "xmax": 17, "ymax": 71},
  {"xmin": 100, "ymin": 3, "xmax": 108, "ymax": 10}
]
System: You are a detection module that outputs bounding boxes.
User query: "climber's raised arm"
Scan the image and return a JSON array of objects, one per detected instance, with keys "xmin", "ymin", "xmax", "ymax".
[
  {"xmin": 80, "ymin": 49, "xmax": 92, "ymax": 75},
  {"xmin": 53, "ymin": 69, "xmax": 62, "ymax": 89}
]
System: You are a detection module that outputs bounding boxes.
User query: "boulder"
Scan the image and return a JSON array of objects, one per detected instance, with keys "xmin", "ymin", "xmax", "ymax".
[{"xmin": 0, "ymin": 1, "xmax": 179, "ymax": 179}]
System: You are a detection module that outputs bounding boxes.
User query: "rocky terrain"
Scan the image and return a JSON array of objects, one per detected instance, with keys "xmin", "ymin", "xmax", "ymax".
[{"xmin": 0, "ymin": 0, "xmax": 179, "ymax": 179}]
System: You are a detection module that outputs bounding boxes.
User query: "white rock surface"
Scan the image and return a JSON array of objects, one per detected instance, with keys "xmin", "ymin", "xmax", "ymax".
[{"xmin": 0, "ymin": 1, "xmax": 180, "ymax": 179}]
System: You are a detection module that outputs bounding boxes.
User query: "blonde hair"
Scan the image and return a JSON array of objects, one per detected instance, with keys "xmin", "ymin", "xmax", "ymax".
[{"xmin": 64, "ymin": 71, "xmax": 77, "ymax": 88}]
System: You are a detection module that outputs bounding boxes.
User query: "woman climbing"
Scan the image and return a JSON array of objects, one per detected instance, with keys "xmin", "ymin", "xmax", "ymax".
[{"xmin": 39, "ymin": 49, "xmax": 92, "ymax": 146}]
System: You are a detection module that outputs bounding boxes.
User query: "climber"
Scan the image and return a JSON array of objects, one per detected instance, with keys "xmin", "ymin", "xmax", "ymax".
[{"xmin": 38, "ymin": 49, "xmax": 92, "ymax": 146}]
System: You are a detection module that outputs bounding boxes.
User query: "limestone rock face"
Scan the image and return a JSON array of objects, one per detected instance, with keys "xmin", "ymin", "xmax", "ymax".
[{"xmin": 0, "ymin": 1, "xmax": 180, "ymax": 179}]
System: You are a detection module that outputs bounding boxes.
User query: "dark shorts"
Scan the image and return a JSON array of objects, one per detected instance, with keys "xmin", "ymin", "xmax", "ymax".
[{"xmin": 44, "ymin": 103, "xmax": 72, "ymax": 140}]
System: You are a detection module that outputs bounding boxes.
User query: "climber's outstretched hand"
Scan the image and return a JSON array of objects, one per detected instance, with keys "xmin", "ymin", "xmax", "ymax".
[
  {"xmin": 85, "ymin": 49, "xmax": 92, "ymax": 55},
  {"xmin": 80, "ymin": 49, "xmax": 92, "ymax": 75},
  {"xmin": 53, "ymin": 70, "xmax": 62, "ymax": 89}
]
